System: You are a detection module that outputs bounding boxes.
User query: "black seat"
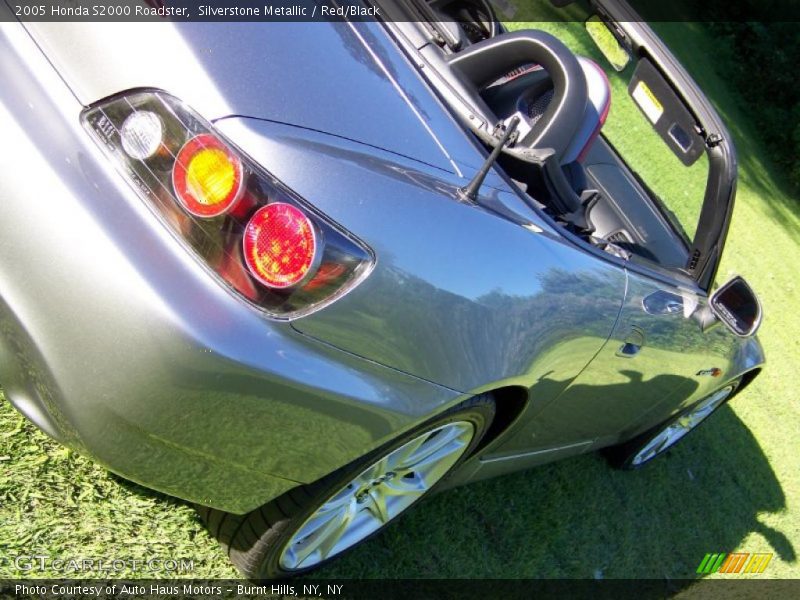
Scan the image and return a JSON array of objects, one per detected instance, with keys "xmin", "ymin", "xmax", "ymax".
[{"xmin": 447, "ymin": 30, "xmax": 588, "ymax": 164}]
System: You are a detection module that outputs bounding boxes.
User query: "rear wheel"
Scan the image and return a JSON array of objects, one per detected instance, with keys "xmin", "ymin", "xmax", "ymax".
[
  {"xmin": 197, "ymin": 395, "xmax": 494, "ymax": 579},
  {"xmin": 605, "ymin": 380, "xmax": 740, "ymax": 469}
]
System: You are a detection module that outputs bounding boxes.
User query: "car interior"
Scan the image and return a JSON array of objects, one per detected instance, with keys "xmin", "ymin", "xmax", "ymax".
[{"xmin": 389, "ymin": 0, "xmax": 693, "ymax": 272}]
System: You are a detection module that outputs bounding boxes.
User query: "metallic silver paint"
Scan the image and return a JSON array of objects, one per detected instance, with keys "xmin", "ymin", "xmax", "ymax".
[
  {"xmin": 216, "ymin": 117, "xmax": 627, "ymax": 394},
  {"xmin": 0, "ymin": 23, "xmax": 463, "ymax": 513},
  {"xmin": 22, "ymin": 21, "xmax": 511, "ymax": 185}
]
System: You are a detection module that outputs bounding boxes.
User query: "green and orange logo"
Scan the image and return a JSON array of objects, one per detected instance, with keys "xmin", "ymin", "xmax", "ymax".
[{"xmin": 696, "ymin": 552, "xmax": 773, "ymax": 575}]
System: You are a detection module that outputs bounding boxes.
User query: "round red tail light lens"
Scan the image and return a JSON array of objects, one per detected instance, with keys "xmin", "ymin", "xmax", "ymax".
[
  {"xmin": 172, "ymin": 133, "xmax": 243, "ymax": 217},
  {"xmin": 243, "ymin": 203, "xmax": 318, "ymax": 289}
]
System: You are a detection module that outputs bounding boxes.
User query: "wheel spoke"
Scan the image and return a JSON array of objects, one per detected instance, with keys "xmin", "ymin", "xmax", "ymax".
[
  {"xmin": 394, "ymin": 425, "xmax": 465, "ymax": 472},
  {"xmin": 290, "ymin": 503, "xmax": 351, "ymax": 568},
  {"xmin": 382, "ymin": 474, "xmax": 428, "ymax": 497},
  {"xmin": 279, "ymin": 420, "xmax": 475, "ymax": 571},
  {"xmin": 639, "ymin": 434, "xmax": 666, "ymax": 462},
  {"xmin": 632, "ymin": 386, "xmax": 734, "ymax": 465},
  {"xmin": 391, "ymin": 435, "xmax": 429, "ymax": 471},
  {"xmin": 689, "ymin": 398, "xmax": 720, "ymax": 424},
  {"xmin": 316, "ymin": 501, "xmax": 357, "ymax": 560},
  {"xmin": 315, "ymin": 487, "xmax": 355, "ymax": 515},
  {"xmin": 416, "ymin": 447, "xmax": 461, "ymax": 481},
  {"xmin": 364, "ymin": 456, "xmax": 390, "ymax": 482},
  {"xmin": 295, "ymin": 504, "xmax": 343, "ymax": 542},
  {"xmin": 367, "ymin": 489, "xmax": 390, "ymax": 524}
]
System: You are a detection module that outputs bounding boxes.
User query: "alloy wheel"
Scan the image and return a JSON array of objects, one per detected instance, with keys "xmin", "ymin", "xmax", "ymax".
[
  {"xmin": 278, "ymin": 421, "xmax": 475, "ymax": 571},
  {"xmin": 630, "ymin": 385, "xmax": 734, "ymax": 466}
]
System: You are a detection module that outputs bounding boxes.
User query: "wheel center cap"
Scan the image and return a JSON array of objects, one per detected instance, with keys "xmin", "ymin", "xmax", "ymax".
[
  {"xmin": 354, "ymin": 472, "xmax": 396, "ymax": 502},
  {"xmin": 374, "ymin": 471, "xmax": 396, "ymax": 485}
]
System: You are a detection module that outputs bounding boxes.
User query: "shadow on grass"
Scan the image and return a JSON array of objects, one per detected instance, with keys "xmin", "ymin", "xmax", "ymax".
[
  {"xmin": 107, "ymin": 473, "xmax": 199, "ymax": 512},
  {"xmin": 100, "ymin": 384, "xmax": 792, "ymax": 584},
  {"xmin": 318, "ymin": 403, "xmax": 791, "ymax": 582},
  {"xmin": 700, "ymin": 94, "xmax": 800, "ymax": 245}
]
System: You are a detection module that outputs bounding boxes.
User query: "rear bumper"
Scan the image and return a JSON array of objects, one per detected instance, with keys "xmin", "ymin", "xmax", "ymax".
[
  {"xmin": 0, "ymin": 295, "xmax": 459, "ymax": 515},
  {"xmin": 0, "ymin": 24, "xmax": 459, "ymax": 513}
]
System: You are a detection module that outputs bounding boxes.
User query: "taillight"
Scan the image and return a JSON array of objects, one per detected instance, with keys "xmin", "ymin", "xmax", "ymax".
[
  {"xmin": 82, "ymin": 91, "xmax": 373, "ymax": 318},
  {"xmin": 172, "ymin": 134, "xmax": 243, "ymax": 217},
  {"xmin": 243, "ymin": 203, "xmax": 317, "ymax": 289}
]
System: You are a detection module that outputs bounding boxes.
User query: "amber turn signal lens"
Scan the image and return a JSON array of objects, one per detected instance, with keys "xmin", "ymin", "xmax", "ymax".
[{"xmin": 172, "ymin": 133, "xmax": 243, "ymax": 217}]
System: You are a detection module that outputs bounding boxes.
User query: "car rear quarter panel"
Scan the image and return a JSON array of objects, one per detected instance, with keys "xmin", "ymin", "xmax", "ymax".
[
  {"xmin": 0, "ymin": 18, "xmax": 765, "ymax": 509},
  {"xmin": 216, "ymin": 118, "xmax": 628, "ymax": 399},
  {"xmin": 0, "ymin": 23, "xmax": 466, "ymax": 513}
]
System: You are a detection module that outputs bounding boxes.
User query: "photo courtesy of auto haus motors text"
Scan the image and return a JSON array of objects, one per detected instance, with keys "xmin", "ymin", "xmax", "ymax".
[
  {"xmin": 13, "ymin": 583, "xmax": 343, "ymax": 597},
  {"xmin": 1, "ymin": 0, "xmax": 799, "ymax": 597}
]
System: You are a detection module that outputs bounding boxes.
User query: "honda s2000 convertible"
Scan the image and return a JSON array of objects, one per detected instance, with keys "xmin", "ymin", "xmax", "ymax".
[{"xmin": 0, "ymin": 0, "xmax": 764, "ymax": 579}]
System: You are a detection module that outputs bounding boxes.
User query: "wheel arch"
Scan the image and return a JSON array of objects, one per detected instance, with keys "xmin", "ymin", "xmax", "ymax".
[
  {"xmin": 729, "ymin": 366, "xmax": 762, "ymax": 399},
  {"xmin": 470, "ymin": 384, "xmax": 529, "ymax": 456}
]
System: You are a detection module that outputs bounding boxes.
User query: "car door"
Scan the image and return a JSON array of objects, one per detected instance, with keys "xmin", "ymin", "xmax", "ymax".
[
  {"xmin": 508, "ymin": 16, "xmax": 742, "ymax": 451},
  {"xmin": 525, "ymin": 264, "xmax": 738, "ymax": 448}
]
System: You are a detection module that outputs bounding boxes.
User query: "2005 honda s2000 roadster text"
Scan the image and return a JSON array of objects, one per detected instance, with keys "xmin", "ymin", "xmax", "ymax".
[{"xmin": 0, "ymin": 0, "xmax": 764, "ymax": 579}]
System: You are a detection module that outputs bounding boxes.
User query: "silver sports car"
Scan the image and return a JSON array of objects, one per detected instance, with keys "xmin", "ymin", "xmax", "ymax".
[{"xmin": 0, "ymin": 0, "xmax": 763, "ymax": 579}]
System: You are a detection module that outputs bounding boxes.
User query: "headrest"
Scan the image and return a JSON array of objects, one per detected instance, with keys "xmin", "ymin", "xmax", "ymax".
[{"xmin": 562, "ymin": 58, "xmax": 611, "ymax": 164}]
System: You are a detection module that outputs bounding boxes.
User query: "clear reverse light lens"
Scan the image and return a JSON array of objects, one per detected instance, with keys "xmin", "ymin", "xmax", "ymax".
[{"xmin": 120, "ymin": 110, "xmax": 163, "ymax": 160}]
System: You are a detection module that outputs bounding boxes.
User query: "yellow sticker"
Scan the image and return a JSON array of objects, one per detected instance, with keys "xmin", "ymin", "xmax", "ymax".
[{"xmin": 632, "ymin": 81, "xmax": 664, "ymax": 124}]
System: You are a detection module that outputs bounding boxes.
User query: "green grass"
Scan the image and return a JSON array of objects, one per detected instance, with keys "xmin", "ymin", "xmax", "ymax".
[{"xmin": 2, "ymin": 19, "xmax": 799, "ymax": 582}]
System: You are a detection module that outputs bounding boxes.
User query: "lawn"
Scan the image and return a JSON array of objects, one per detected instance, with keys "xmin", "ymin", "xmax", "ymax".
[{"xmin": 1, "ymin": 16, "xmax": 799, "ymax": 583}]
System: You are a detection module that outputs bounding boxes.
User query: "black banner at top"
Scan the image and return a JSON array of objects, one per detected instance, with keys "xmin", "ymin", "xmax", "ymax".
[{"xmin": 4, "ymin": 0, "xmax": 800, "ymax": 23}]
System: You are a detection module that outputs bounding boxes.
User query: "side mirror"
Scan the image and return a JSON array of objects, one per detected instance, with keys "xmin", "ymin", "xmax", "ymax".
[
  {"xmin": 585, "ymin": 15, "xmax": 631, "ymax": 72},
  {"xmin": 709, "ymin": 276, "xmax": 762, "ymax": 337}
]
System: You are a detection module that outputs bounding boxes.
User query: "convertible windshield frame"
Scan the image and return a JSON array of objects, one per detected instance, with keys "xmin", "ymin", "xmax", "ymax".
[
  {"xmin": 597, "ymin": 1, "xmax": 737, "ymax": 292},
  {"xmin": 377, "ymin": 0, "xmax": 736, "ymax": 293}
]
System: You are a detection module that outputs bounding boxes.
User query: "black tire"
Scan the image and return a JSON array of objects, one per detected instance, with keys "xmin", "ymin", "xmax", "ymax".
[
  {"xmin": 604, "ymin": 379, "xmax": 741, "ymax": 470},
  {"xmin": 197, "ymin": 394, "xmax": 495, "ymax": 579}
]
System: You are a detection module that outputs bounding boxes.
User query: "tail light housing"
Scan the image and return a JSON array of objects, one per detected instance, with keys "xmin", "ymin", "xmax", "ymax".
[{"xmin": 82, "ymin": 91, "xmax": 374, "ymax": 318}]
